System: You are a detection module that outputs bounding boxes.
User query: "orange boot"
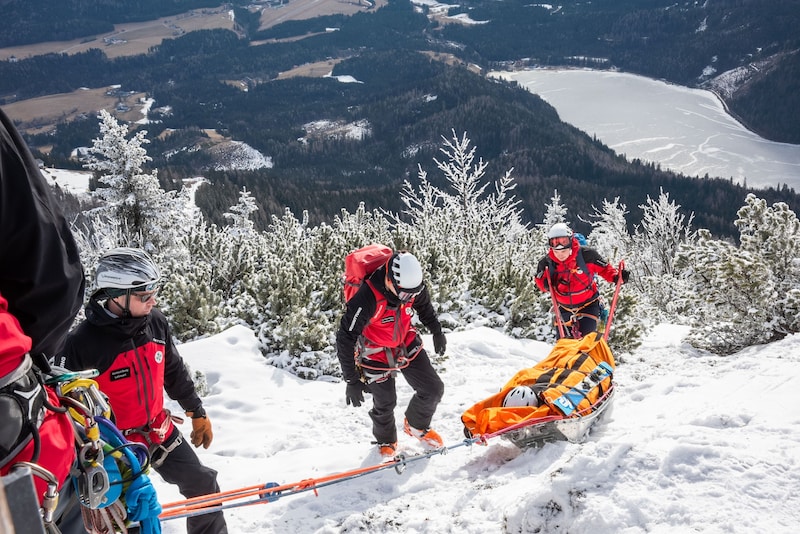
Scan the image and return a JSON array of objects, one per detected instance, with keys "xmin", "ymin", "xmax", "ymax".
[
  {"xmin": 378, "ymin": 442, "xmax": 397, "ymax": 459},
  {"xmin": 403, "ymin": 418, "xmax": 443, "ymax": 448}
]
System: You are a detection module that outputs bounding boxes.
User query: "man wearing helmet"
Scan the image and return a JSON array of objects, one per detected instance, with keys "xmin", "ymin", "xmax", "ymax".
[
  {"xmin": 58, "ymin": 247, "xmax": 227, "ymax": 534},
  {"xmin": 535, "ymin": 223, "xmax": 629, "ymax": 338},
  {"xmin": 337, "ymin": 251, "xmax": 447, "ymax": 458}
]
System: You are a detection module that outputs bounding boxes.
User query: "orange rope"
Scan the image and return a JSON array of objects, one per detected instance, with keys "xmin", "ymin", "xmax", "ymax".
[{"xmin": 158, "ymin": 460, "xmax": 396, "ymax": 519}]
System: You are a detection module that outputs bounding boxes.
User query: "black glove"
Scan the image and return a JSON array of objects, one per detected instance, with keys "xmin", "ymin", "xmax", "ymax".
[
  {"xmin": 541, "ymin": 277, "xmax": 550, "ymax": 291},
  {"xmin": 433, "ymin": 332, "xmax": 447, "ymax": 355},
  {"xmin": 614, "ymin": 269, "xmax": 630, "ymax": 284},
  {"xmin": 345, "ymin": 381, "xmax": 369, "ymax": 407}
]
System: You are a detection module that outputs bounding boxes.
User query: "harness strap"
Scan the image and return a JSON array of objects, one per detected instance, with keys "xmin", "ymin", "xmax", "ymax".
[
  {"xmin": 559, "ymin": 297, "xmax": 599, "ymax": 315},
  {"xmin": 356, "ymin": 337, "xmax": 422, "ymax": 384},
  {"xmin": 0, "ymin": 354, "xmax": 46, "ymax": 469}
]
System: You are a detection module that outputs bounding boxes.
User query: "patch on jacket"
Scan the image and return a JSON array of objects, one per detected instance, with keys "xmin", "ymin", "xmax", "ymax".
[
  {"xmin": 110, "ymin": 368, "xmax": 132, "ymax": 381},
  {"xmin": 380, "ymin": 316, "xmax": 395, "ymax": 324}
]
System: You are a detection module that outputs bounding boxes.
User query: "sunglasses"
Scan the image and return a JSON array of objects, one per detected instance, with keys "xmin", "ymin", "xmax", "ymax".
[
  {"xmin": 549, "ymin": 236, "xmax": 571, "ymax": 250},
  {"xmin": 131, "ymin": 290, "xmax": 158, "ymax": 303}
]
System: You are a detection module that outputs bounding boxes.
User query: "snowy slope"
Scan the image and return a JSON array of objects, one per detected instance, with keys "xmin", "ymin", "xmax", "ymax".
[{"xmin": 156, "ymin": 324, "xmax": 800, "ymax": 533}]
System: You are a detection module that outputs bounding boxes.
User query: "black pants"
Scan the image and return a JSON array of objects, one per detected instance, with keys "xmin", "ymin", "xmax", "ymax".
[
  {"xmin": 558, "ymin": 299, "xmax": 602, "ymax": 339},
  {"xmin": 155, "ymin": 428, "xmax": 227, "ymax": 534},
  {"xmin": 367, "ymin": 348, "xmax": 444, "ymax": 444}
]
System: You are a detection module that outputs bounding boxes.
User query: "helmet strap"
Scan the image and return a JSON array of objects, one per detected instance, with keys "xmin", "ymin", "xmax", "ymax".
[{"xmin": 106, "ymin": 292, "xmax": 133, "ymax": 318}]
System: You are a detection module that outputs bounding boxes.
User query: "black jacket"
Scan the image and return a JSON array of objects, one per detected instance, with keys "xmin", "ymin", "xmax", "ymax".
[
  {"xmin": 336, "ymin": 265, "xmax": 442, "ymax": 383},
  {"xmin": 58, "ymin": 300, "xmax": 201, "ymax": 430},
  {"xmin": 0, "ymin": 108, "xmax": 85, "ymax": 358}
]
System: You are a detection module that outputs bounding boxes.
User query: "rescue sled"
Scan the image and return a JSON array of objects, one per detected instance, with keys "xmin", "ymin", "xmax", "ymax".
[{"xmin": 461, "ymin": 331, "xmax": 616, "ymax": 450}]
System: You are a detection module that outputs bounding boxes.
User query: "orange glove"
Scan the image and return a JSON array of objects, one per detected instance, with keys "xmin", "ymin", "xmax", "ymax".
[{"xmin": 186, "ymin": 410, "xmax": 214, "ymax": 449}]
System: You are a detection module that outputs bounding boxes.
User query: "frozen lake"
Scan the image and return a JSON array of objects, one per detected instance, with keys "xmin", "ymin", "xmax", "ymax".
[{"xmin": 492, "ymin": 69, "xmax": 800, "ymax": 190}]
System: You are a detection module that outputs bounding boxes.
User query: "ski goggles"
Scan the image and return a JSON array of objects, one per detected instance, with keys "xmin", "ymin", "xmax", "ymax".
[
  {"xmin": 548, "ymin": 236, "xmax": 571, "ymax": 250},
  {"xmin": 396, "ymin": 286, "xmax": 423, "ymax": 303}
]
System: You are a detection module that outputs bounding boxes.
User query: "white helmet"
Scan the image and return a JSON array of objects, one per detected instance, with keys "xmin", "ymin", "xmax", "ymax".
[
  {"xmin": 547, "ymin": 222, "xmax": 573, "ymax": 240},
  {"xmin": 388, "ymin": 252, "xmax": 423, "ymax": 290},
  {"xmin": 502, "ymin": 385, "xmax": 539, "ymax": 408},
  {"xmin": 94, "ymin": 247, "xmax": 161, "ymax": 297}
]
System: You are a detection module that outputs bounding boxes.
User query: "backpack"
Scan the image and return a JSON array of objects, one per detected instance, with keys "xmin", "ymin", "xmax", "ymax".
[{"xmin": 342, "ymin": 244, "xmax": 393, "ymax": 302}]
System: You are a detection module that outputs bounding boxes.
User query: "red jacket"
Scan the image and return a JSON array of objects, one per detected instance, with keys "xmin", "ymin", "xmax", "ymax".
[
  {"xmin": 59, "ymin": 300, "xmax": 203, "ymax": 438},
  {"xmin": 336, "ymin": 265, "xmax": 442, "ymax": 383},
  {"xmin": 0, "ymin": 293, "xmax": 76, "ymax": 503},
  {"xmin": 535, "ymin": 239, "xmax": 617, "ymax": 308},
  {"xmin": 1, "ymin": 108, "xmax": 85, "ymax": 502}
]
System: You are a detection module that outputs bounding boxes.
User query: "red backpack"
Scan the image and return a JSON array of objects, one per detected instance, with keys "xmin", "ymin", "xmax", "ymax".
[{"xmin": 342, "ymin": 244, "xmax": 393, "ymax": 302}]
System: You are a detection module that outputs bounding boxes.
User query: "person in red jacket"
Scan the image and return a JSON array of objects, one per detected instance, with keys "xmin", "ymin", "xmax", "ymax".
[
  {"xmin": 337, "ymin": 251, "xmax": 447, "ymax": 458},
  {"xmin": 0, "ymin": 107, "xmax": 86, "ymax": 532},
  {"xmin": 58, "ymin": 248, "xmax": 227, "ymax": 534},
  {"xmin": 535, "ymin": 223, "xmax": 629, "ymax": 338}
]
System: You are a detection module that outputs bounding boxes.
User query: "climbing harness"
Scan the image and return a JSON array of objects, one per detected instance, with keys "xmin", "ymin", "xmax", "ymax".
[
  {"xmin": 354, "ymin": 327, "xmax": 425, "ymax": 384},
  {"xmin": 48, "ymin": 369, "xmax": 160, "ymax": 534},
  {"xmin": 560, "ymin": 298, "xmax": 600, "ymax": 339}
]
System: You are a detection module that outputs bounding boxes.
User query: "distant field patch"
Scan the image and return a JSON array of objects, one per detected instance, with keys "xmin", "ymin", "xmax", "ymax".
[
  {"xmin": 257, "ymin": 0, "xmax": 385, "ymax": 30},
  {"xmin": 0, "ymin": 8, "xmax": 235, "ymax": 60},
  {"xmin": 2, "ymin": 87, "xmax": 147, "ymax": 136},
  {"xmin": 277, "ymin": 58, "xmax": 343, "ymax": 79}
]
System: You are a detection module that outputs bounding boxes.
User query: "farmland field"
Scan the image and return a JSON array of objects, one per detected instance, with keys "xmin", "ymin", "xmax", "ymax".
[{"xmin": 0, "ymin": 0, "xmax": 385, "ymax": 135}]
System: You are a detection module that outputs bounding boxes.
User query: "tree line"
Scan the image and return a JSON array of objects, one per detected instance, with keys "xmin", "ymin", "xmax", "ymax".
[{"xmin": 71, "ymin": 116, "xmax": 800, "ymax": 384}]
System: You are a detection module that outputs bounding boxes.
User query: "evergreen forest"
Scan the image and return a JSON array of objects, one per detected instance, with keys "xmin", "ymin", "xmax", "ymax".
[{"xmin": 2, "ymin": 0, "xmax": 799, "ymax": 238}]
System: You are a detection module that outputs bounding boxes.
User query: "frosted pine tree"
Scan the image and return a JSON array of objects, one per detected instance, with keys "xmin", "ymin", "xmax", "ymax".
[
  {"xmin": 677, "ymin": 194, "xmax": 800, "ymax": 354},
  {"xmin": 82, "ymin": 110, "xmax": 192, "ymax": 257},
  {"xmin": 390, "ymin": 131, "xmax": 544, "ymax": 339},
  {"xmin": 542, "ymin": 189, "xmax": 568, "ymax": 230},
  {"xmin": 588, "ymin": 197, "xmax": 630, "ymax": 263},
  {"xmin": 224, "ymin": 187, "xmax": 258, "ymax": 238}
]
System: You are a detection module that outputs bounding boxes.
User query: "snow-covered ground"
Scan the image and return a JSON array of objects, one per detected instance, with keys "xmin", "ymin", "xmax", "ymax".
[
  {"xmin": 155, "ymin": 324, "xmax": 800, "ymax": 533},
  {"xmin": 41, "ymin": 167, "xmax": 92, "ymax": 195}
]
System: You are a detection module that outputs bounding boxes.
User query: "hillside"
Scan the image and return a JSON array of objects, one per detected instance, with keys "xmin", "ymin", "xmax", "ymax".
[
  {"xmin": 157, "ymin": 323, "xmax": 800, "ymax": 533},
  {"xmin": 2, "ymin": 0, "xmax": 797, "ymax": 143},
  {"xmin": 1, "ymin": 0, "xmax": 799, "ymax": 237}
]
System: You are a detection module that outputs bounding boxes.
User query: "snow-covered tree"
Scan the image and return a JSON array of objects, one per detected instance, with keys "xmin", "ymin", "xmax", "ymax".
[
  {"xmin": 634, "ymin": 189, "xmax": 695, "ymax": 279},
  {"xmin": 543, "ymin": 189, "xmax": 568, "ymax": 229},
  {"xmin": 588, "ymin": 197, "xmax": 630, "ymax": 262},
  {"xmin": 677, "ymin": 194, "xmax": 800, "ymax": 354},
  {"xmin": 83, "ymin": 110, "xmax": 191, "ymax": 254},
  {"xmin": 387, "ymin": 131, "xmax": 543, "ymax": 339},
  {"xmin": 224, "ymin": 187, "xmax": 258, "ymax": 238}
]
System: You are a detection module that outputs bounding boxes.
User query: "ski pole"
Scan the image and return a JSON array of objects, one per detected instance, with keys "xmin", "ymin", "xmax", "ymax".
[{"xmin": 603, "ymin": 260, "xmax": 625, "ymax": 340}]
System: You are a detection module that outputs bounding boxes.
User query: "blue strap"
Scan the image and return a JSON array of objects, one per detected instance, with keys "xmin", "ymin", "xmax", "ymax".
[
  {"xmin": 550, "ymin": 361, "xmax": 614, "ymax": 416},
  {"xmin": 126, "ymin": 473, "xmax": 163, "ymax": 534},
  {"xmin": 95, "ymin": 416, "xmax": 162, "ymax": 533}
]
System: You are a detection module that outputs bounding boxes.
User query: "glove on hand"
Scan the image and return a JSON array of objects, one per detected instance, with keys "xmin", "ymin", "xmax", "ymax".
[
  {"xmin": 186, "ymin": 410, "xmax": 214, "ymax": 449},
  {"xmin": 614, "ymin": 269, "xmax": 630, "ymax": 284},
  {"xmin": 345, "ymin": 381, "xmax": 369, "ymax": 407},
  {"xmin": 433, "ymin": 332, "xmax": 447, "ymax": 355}
]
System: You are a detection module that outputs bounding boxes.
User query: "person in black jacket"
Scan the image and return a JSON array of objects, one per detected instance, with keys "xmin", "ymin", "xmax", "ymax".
[
  {"xmin": 58, "ymin": 247, "xmax": 227, "ymax": 534},
  {"xmin": 0, "ymin": 107, "xmax": 87, "ymax": 533},
  {"xmin": 0, "ymin": 108, "xmax": 85, "ymax": 360},
  {"xmin": 337, "ymin": 251, "xmax": 447, "ymax": 458}
]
